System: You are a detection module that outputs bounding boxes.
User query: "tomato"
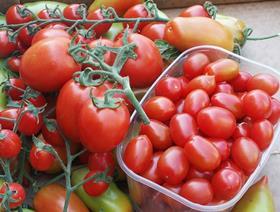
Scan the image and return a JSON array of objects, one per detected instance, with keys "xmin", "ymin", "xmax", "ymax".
[
  {"xmin": 180, "ymin": 178, "xmax": 213, "ymax": 205},
  {"xmin": 186, "ymin": 167, "xmax": 213, "ymax": 180},
  {"xmin": 0, "ymin": 31, "xmax": 17, "ymax": 58},
  {"xmin": 220, "ymin": 160, "xmax": 246, "ymax": 183},
  {"xmin": 143, "ymin": 96, "xmax": 176, "ymax": 122},
  {"xmin": 38, "ymin": 9, "xmax": 52, "ymax": 19},
  {"xmin": 197, "ymin": 106, "xmax": 236, "ymax": 139},
  {"xmin": 208, "ymin": 138, "xmax": 230, "ymax": 161},
  {"xmin": 175, "ymin": 99, "xmax": 185, "ymax": 114},
  {"xmin": 184, "ymin": 135, "xmax": 221, "ymax": 171},
  {"xmin": 42, "ymin": 119, "xmax": 65, "ymax": 147},
  {"xmin": 247, "ymin": 73, "xmax": 279, "ymax": 96},
  {"xmin": 27, "ymin": 93, "xmax": 47, "ymax": 107},
  {"xmin": 242, "ymin": 90, "xmax": 272, "ymax": 120},
  {"xmin": 141, "ymin": 23, "xmax": 166, "ymax": 41},
  {"xmin": 178, "ymin": 76, "xmax": 189, "ymax": 98},
  {"xmin": 44, "ymin": 145, "xmax": 67, "ymax": 174},
  {"xmin": 229, "ymin": 71, "xmax": 252, "ymax": 92},
  {"xmin": 214, "ymin": 82, "xmax": 234, "ymax": 94},
  {"xmin": 34, "ymin": 184, "xmax": 89, "ymax": 212},
  {"xmin": 0, "ymin": 108, "xmax": 18, "ymax": 130},
  {"xmin": 7, "ymin": 56, "xmax": 21, "ymax": 72},
  {"xmin": 45, "ymin": 23, "xmax": 68, "ymax": 30},
  {"xmin": 155, "ymin": 77, "xmax": 182, "ymax": 102},
  {"xmin": 250, "ymin": 120, "xmax": 273, "ymax": 150},
  {"xmin": 83, "ymin": 170, "xmax": 110, "ymax": 196},
  {"xmin": 6, "ymin": 4, "xmax": 33, "ymax": 24},
  {"xmin": 183, "ymin": 53, "xmax": 210, "ymax": 79},
  {"xmin": 124, "ymin": 135, "xmax": 153, "ymax": 174},
  {"xmin": 231, "ymin": 137, "xmax": 260, "ymax": 174},
  {"xmin": 183, "ymin": 89, "xmax": 210, "ymax": 116},
  {"xmin": 233, "ymin": 122, "xmax": 250, "ymax": 139},
  {"xmin": 211, "ymin": 168, "xmax": 242, "ymax": 200},
  {"xmin": 0, "ymin": 129, "xmax": 21, "ymax": 158},
  {"xmin": 79, "ymin": 151, "xmax": 90, "ymax": 164},
  {"xmin": 186, "ymin": 75, "xmax": 216, "ymax": 95},
  {"xmin": 17, "ymin": 40, "xmax": 28, "ymax": 54},
  {"xmin": 29, "ymin": 145, "xmax": 55, "ymax": 171},
  {"xmin": 164, "ymin": 17, "xmax": 234, "ymax": 52},
  {"xmin": 88, "ymin": 152, "xmax": 115, "ymax": 176},
  {"xmin": 179, "ymin": 5, "xmax": 210, "ymax": 18},
  {"xmin": 63, "ymin": 4, "xmax": 83, "ymax": 24},
  {"xmin": 204, "ymin": 59, "xmax": 239, "ymax": 82},
  {"xmin": 32, "ymin": 29, "xmax": 71, "ymax": 45},
  {"xmin": 157, "ymin": 146, "xmax": 189, "ymax": 185},
  {"xmin": 4, "ymin": 78, "xmax": 26, "ymax": 100},
  {"xmin": 268, "ymin": 98, "xmax": 280, "ymax": 125},
  {"xmin": 140, "ymin": 120, "xmax": 172, "ymax": 150},
  {"xmin": 18, "ymin": 24, "xmax": 38, "ymax": 47},
  {"xmin": 141, "ymin": 152, "xmax": 163, "ymax": 184},
  {"xmin": 115, "ymin": 33, "xmax": 164, "ymax": 88},
  {"xmin": 0, "ymin": 183, "xmax": 26, "ymax": 209}
]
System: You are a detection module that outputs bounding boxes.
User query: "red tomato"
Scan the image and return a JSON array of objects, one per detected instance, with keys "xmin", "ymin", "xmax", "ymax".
[
  {"xmin": 186, "ymin": 167, "xmax": 213, "ymax": 180},
  {"xmin": 124, "ymin": 135, "xmax": 153, "ymax": 174},
  {"xmin": 233, "ymin": 122, "xmax": 250, "ymax": 139},
  {"xmin": 157, "ymin": 146, "xmax": 189, "ymax": 185},
  {"xmin": 214, "ymin": 82, "xmax": 234, "ymax": 94},
  {"xmin": 178, "ymin": 76, "xmax": 189, "ymax": 98},
  {"xmin": 114, "ymin": 28, "xmax": 135, "ymax": 41},
  {"xmin": 32, "ymin": 29, "xmax": 71, "ymax": 45},
  {"xmin": 197, "ymin": 106, "xmax": 236, "ymax": 139},
  {"xmin": 179, "ymin": 5, "xmax": 210, "ymax": 18},
  {"xmin": 247, "ymin": 73, "xmax": 279, "ymax": 96},
  {"xmin": 88, "ymin": 152, "xmax": 115, "ymax": 176},
  {"xmin": 4, "ymin": 78, "xmax": 26, "ymax": 100},
  {"xmin": 0, "ymin": 31, "xmax": 17, "ymax": 58},
  {"xmin": 180, "ymin": 178, "xmax": 213, "ymax": 205},
  {"xmin": 45, "ymin": 23, "xmax": 68, "ymax": 30},
  {"xmin": 17, "ymin": 40, "xmax": 28, "ymax": 54},
  {"xmin": 27, "ymin": 94, "xmax": 47, "ymax": 108},
  {"xmin": 0, "ymin": 129, "xmax": 21, "ymax": 158},
  {"xmin": 18, "ymin": 108, "xmax": 43, "ymax": 136},
  {"xmin": 183, "ymin": 89, "xmax": 210, "ymax": 116},
  {"xmin": 242, "ymin": 90, "xmax": 272, "ymax": 120},
  {"xmin": 231, "ymin": 137, "xmax": 260, "ymax": 174},
  {"xmin": 115, "ymin": 33, "xmax": 164, "ymax": 88},
  {"xmin": 208, "ymin": 138, "xmax": 230, "ymax": 161},
  {"xmin": 18, "ymin": 24, "xmax": 38, "ymax": 47},
  {"xmin": 7, "ymin": 56, "xmax": 21, "ymax": 72},
  {"xmin": 38, "ymin": 9, "xmax": 52, "ymax": 19},
  {"xmin": 0, "ymin": 108, "xmax": 18, "ymax": 130},
  {"xmin": 175, "ymin": 99, "xmax": 185, "ymax": 114},
  {"xmin": 183, "ymin": 53, "xmax": 210, "ymax": 79},
  {"xmin": 268, "ymin": 98, "xmax": 280, "ymax": 125},
  {"xmin": 141, "ymin": 23, "xmax": 166, "ymax": 41},
  {"xmin": 184, "ymin": 135, "xmax": 221, "ymax": 171},
  {"xmin": 143, "ymin": 96, "xmax": 176, "ymax": 122},
  {"xmin": 0, "ymin": 183, "xmax": 26, "ymax": 209},
  {"xmin": 29, "ymin": 145, "xmax": 55, "ymax": 171},
  {"xmin": 83, "ymin": 170, "xmax": 109, "ymax": 196},
  {"xmin": 211, "ymin": 168, "xmax": 242, "ymax": 200},
  {"xmin": 229, "ymin": 71, "xmax": 252, "ymax": 92},
  {"xmin": 42, "ymin": 119, "xmax": 65, "ymax": 147},
  {"xmin": 63, "ymin": 4, "xmax": 83, "ymax": 24},
  {"xmin": 250, "ymin": 119, "xmax": 273, "ymax": 150},
  {"xmin": 6, "ymin": 4, "xmax": 33, "ymax": 24},
  {"xmin": 186, "ymin": 75, "xmax": 216, "ymax": 95},
  {"xmin": 155, "ymin": 77, "xmax": 182, "ymax": 102},
  {"xmin": 220, "ymin": 160, "xmax": 246, "ymax": 183},
  {"xmin": 140, "ymin": 120, "xmax": 172, "ymax": 150},
  {"xmin": 79, "ymin": 151, "xmax": 90, "ymax": 164}
]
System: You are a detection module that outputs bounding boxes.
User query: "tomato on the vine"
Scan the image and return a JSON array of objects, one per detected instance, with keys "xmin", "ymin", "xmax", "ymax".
[
  {"xmin": 18, "ymin": 24, "xmax": 38, "ymax": 47},
  {"xmin": 155, "ymin": 77, "xmax": 182, "ymax": 102},
  {"xmin": 88, "ymin": 152, "xmax": 115, "ymax": 176},
  {"xmin": 0, "ymin": 108, "xmax": 18, "ymax": 130},
  {"xmin": 6, "ymin": 4, "xmax": 33, "ymax": 25},
  {"xmin": 0, "ymin": 183, "xmax": 26, "ymax": 209},
  {"xmin": 0, "ymin": 129, "xmax": 21, "ymax": 158},
  {"xmin": 29, "ymin": 145, "xmax": 55, "ymax": 171},
  {"xmin": 38, "ymin": 9, "xmax": 52, "ymax": 19},
  {"xmin": 42, "ymin": 119, "xmax": 65, "ymax": 147},
  {"xmin": 141, "ymin": 23, "xmax": 166, "ymax": 41},
  {"xmin": 0, "ymin": 31, "xmax": 17, "ymax": 58},
  {"xmin": 63, "ymin": 4, "xmax": 83, "ymax": 24},
  {"xmin": 83, "ymin": 170, "xmax": 110, "ymax": 196},
  {"xmin": 7, "ymin": 56, "xmax": 21, "ymax": 72},
  {"xmin": 4, "ymin": 78, "xmax": 26, "ymax": 100}
]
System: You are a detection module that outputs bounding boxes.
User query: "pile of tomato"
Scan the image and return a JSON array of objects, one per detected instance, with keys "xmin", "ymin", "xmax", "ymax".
[{"xmin": 124, "ymin": 52, "xmax": 280, "ymax": 206}]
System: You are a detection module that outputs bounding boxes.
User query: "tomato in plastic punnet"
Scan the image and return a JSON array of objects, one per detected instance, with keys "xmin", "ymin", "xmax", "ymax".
[
  {"xmin": 31, "ymin": 28, "xmax": 71, "ymax": 45},
  {"xmin": 141, "ymin": 23, "xmax": 166, "ymax": 41},
  {"xmin": 6, "ymin": 4, "xmax": 33, "ymax": 25},
  {"xmin": 233, "ymin": 122, "xmax": 250, "ymax": 139},
  {"xmin": 214, "ymin": 82, "xmax": 234, "ymax": 94},
  {"xmin": 208, "ymin": 138, "xmax": 230, "ymax": 161},
  {"xmin": 0, "ymin": 183, "xmax": 26, "ymax": 209},
  {"xmin": 0, "ymin": 129, "xmax": 21, "ymax": 158},
  {"xmin": 4, "ymin": 78, "xmax": 26, "ymax": 100},
  {"xmin": 250, "ymin": 119, "xmax": 273, "ymax": 150},
  {"xmin": 186, "ymin": 167, "xmax": 213, "ymax": 180},
  {"xmin": 178, "ymin": 76, "xmax": 189, "ymax": 98},
  {"xmin": 268, "ymin": 98, "xmax": 280, "ymax": 125},
  {"xmin": 0, "ymin": 31, "xmax": 17, "ymax": 58},
  {"xmin": 155, "ymin": 77, "xmax": 182, "ymax": 102},
  {"xmin": 220, "ymin": 160, "xmax": 246, "ymax": 183},
  {"xmin": 179, "ymin": 5, "xmax": 210, "ymax": 18},
  {"xmin": 186, "ymin": 75, "xmax": 216, "ymax": 95},
  {"xmin": 176, "ymin": 99, "xmax": 185, "ymax": 114},
  {"xmin": 229, "ymin": 71, "xmax": 252, "ymax": 92}
]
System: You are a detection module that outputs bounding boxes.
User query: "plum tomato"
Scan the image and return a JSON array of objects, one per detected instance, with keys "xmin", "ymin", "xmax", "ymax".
[
  {"xmin": 186, "ymin": 167, "xmax": 213, "ymax": 180},
  {"xmin": 186, "ymin": 75, "xmax": 216, "ymax": 95},
  {"xmin": 220, "ymin": 160, "xmax": 246, "ymax": 183},
  {"xmin": 176, "ymin": 99, "xmax": 185, "ymax": 114},
  {"xmin": 155, "ymin": 77, "xmax": 182, "ymax": 102},
  {"xmin": 83, "ymin": 170, "xmax": 109, "ymax": 196},
  {"xmin": 178, "ymin": 76, "xmax": 189, "ymax": 98},
  {"xmin": 6, "ymin": 4, "xmax": 33, "ymax": 24},
  {"xmin": 208, "ymin": 138, "xmax": 230, "ymax": 161},
  {"xmin": 179, "ymin": 5, "xmax": 210, "ymax": 18},
  {"xmin": 29, "ymin": 145, "xmax": 55, "ymax": 171},
  {"xmin": 214, "ymin": 82, "xmax": 234, "ymax": 94},
  {"xmin": 141, "ymin": 23, "xmax": 166, "ymax": 41},
  {"xmin": 229, "ymin": 71, "xmax": 252, "ymax": 92},
  {"xmin": 88, "ymin": 152, "xmax": 115, "ymax": 176},
  {"xmin": 250, "ymin": 119, "xmax": 273, "ymax": 150},
  {"xmin": 268, "ymin": 98, "xmax": 280, "ymax": 125},
  {"xmin": 0, "ymin": 31, "xmax": 17, "ymax": 58},
  {"xmin": 0, "ymin": 129, "xmax": 22, "ymax": 158},
  {"xmin": 233, "ymin": 122, "xmax": 250, "ymax": 139},
  {"xmin": 0, "ymin": 183, "xmax": 26, "ymax": 209}
]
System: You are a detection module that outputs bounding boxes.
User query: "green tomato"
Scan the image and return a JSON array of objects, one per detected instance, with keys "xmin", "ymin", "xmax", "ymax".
[{"xmin": 24, "ymin": 1, "xmax": 68, "ymax": 15}]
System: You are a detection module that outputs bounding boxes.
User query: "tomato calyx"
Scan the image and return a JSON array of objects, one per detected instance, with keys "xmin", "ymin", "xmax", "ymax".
[
  {"xmin": 203, "ymin": 1, "xmax": 218, "ymax": 19},
  {"xmin": 43, "ymin": 118, "xmax": 58, "ymax": 133}
]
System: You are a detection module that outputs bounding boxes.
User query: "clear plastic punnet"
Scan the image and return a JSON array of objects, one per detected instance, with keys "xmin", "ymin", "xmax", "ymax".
[{"xmin": 117, "ymin": 45, "xmax": 280, "ymax": 212}]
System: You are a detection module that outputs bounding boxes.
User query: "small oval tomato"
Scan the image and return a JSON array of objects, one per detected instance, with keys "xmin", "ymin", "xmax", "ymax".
[
  {"xmin": 186, "ymin": 167, "xmax": 213, "ymax": 181},
  {"xmin": 186, "ymin": 75, "xmax": 216, "ymax": 95},
  {"xmin": 175, "ymin": 99, "xmax": 185, "ymax": 114},
  {"xmin": 42, "ymin": 119, "xmax": 65, "ymax": 147},
  {"xmin": 124, "ymin": 135, "xmax": 153, "ymax": 174},
  {"xmin": 268, "ymin": 98, "xmax": 280, "ymax": 125},
  {"xmin": 0, "ymin": 183, "xmax": 26, "ymax": 209},
  {"xmin": 211, "ymin": 168, "xmax": 242, "ymax": 200},
  {"xmin": 29, "ymin": 145, "xmax": 55, "ymax": 171},
  {"xmin": 229, "ymin": 71, "xmax": 252, "ymax": 92},
  {"xmin": 32, "ymin": 28, "xmax": 71, "ymax": 45},
  {"xmin": 250, "ymin": 119, "xmax": 273, "ymax": 150},
  {"xmin": 7, "ymin": 56, "xmax": 21, "ymax": 72},
  {"xmin": 6, "ymin": 4, "xmax": 33, "ymax": 24},
  {"xmin": 0, "ymin": 108, "xmax": 18, "ymax": 130},
  {"xmin": 184, "ymin": 135, "xmax": 221, "ymax": 171},
  {"xmin": 4, "ymin": 78, "xmax": 26, "ymax": 100},
  {"xmin": 27, "ymin": 93, "xmax": 47, "ymax": 108},
  {"xmin": 178, "ymin": 76, "xmax": 189, "ymax": 98},
  {"xmin": 83, "ymin": 170, "xmax": 110, "ymax": 196},
  {"xmin": 242, "ymin": 89, "xmax": 272, "ymax": 120},
  {"xmin": 220, "ymin": 160, "xmax": 245, "ymax": 181},
  {"xmin": 208, "ymin": 138, "xmax": 230, "ymax": 161},
  {"xmin": 18, "ymin": 108, "xmax": 43, "ymax": 136},
  {"xmin": 63, "ymin": 4, "xmax": 83, "ymax": 24},
  {"xmin": 179, "ymin": 5, "xmax": 210, "ymax": 18},
  {"xmin": 233, "ymin": 122, "xmax": 250, "ymax": 139},
  {"xmin": 231, "ymin": 137, "xmax": 260, "ymax": 174},
  {"xmin": 183, "ymin": 53, "xmax": 210, "ymax": 79},
  {"xmin": 141, "ymin": 152, "xmax": 163, "ymax": 184},
  {"xmin": 141, "ymin": 23, "xmax": 166, "ymax": 41},
  {"xmin": 0, "ymin": 129, "xmax": 21, "ymax": 158},
  {"xmin": 155, "ymin": 77, "xmax": 182, "ymax": 102},
  {"xmin": 38, "ymin": 9, "xmax": 52, "ymax": 19},
  {"xmin": 0, "ymin": 31, "xmax": 17, "ymax": 58},
  {"xmin": 18, "ymin": 24, "xmax": 38, "ymax": 47},
  {"xmin": 88, "ymin": 152, "xmax": 115, "ymax": 176},
  {"xmin": 214, "ymin": 82, "xmax": 234, "ymax": 94},
  {"xmin": 180, "ymin": 178, "xmax": 213, "ymax": 205},
  {"xmin": 157, "ymin": 146, "xmax": 189, "ymax": 185},
  {"xmin": 143, "ymin": 96, "xmax": 176, "ymax": 122}
]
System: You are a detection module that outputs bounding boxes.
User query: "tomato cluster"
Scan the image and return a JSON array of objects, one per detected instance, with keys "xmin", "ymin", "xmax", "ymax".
[{"xmin": 124, "ymin": 52, "xmax": 280, "ymax": 205}]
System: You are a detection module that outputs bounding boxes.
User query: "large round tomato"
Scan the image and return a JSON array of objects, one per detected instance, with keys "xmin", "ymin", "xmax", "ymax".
[
  {"xmin": 141, "ymin": 152, "xmax": 163, "ymax": 184},
  {"xmin": 0, "ymin": 31, "xmax": 17, "ymax": 58},
  {"xmin": 141, "ymin": 23, "xmax": 166, "ymax": 41},
  {"xmin": 32, "ymin": 29, "xmax": 71, "ymax": 45},
  {"xmin": 250, "ymin": 120, "xmax": 273, "ymax": 150},
  {"xmin": 20, "ymin": 37, "xmax": 81, "ymax": 92}
]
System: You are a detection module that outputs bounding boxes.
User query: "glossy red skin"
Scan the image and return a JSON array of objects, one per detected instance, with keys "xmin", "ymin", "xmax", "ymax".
[
  {"xmin": 83, "ymin": 170, "xmax": 109, "ymax": 196},
  {"xmin": 114, "ymin": 28, "xmax": 135, "ymax": 41},
  {"xmin": 20, "ymin": 38, "xmax": 81, "ymax": 92},
  {"xmin": 6, "ymin": 78, "xmax": 26, "ymax": 100},
  {"xmin": 183, "ymin": 53, "xmax": 210, "ymax": 79},
  {"xmin": 184, "ymin": 135, "xmax": 221, "ymax": 171},
  {"xmin": 115, "ymin": 33, "xmax": 164, "ymax": 88},
  {"xmin": 250, "ymin": 120, "xmax": 273, "ymax": 150},
  {"xmin": 0, "ymin": 129, "xmax": 21, "ymax": 158},
  {"xmin": 32, "ymin": 29, "xmax": 71, "ymax": 45},
  {"xmin": 28, "ymin": 94, "xmax": 47, "ymax": 107},
  {"xmin": 183, "ymin": 89, "xmax": 210, "ymax": 117},
  {"xmin": 155, "ymin": 77, "xmax": 182, "ymax": 102},
  {"xmin": 211, "ymin": 93, "xmax": 243, "ymax": 119},
  {"xmin": 186, "ymin": 75, "xmax": 216, "ymax": 95},
  {"xmin": 42, "ymin": 119, "xmax": 65, "ymax": 147},
  {"xmin": 143, "ymin": 96, "xmax": 176, "ymax": 122},
  {"xmin": 178, "ymin": 76, "xmax": 189, "ymax": 98},
  {"xmin": 247, "ymin": 73, "xmax": 279, "ymax": 96},
  {"xmin": 268, "ymin": 98, "xmax": 280, "ymax": 125},
  {"xmin": 45, "ymin": 23, "xmax": 68, "ymax": 30},
  {"xmin": 7, "ymin": 56, "xmax": 21, "ymax": 72},
  {"xmin": 179, "ymin": 5, "xmax": 210, "ymax": 18},
  {"xmin": 180, "ymin": 178, "xmax": 213, "ymax": 205},
  {"xmin": 18, "ymin": 24, "xmax": 38, "ymax": 47},
  {"xmin": 124, "ymin": 135, "xmax": 153, "ymax": 174},
  {"xmin": 220, "ymin": 160, "xmax": 246, "ymax": 184},
  {"xmin": 0, "ymin": 31, "xmax": 17, "ymax": 58},
  {"xmin": 85, "ymin": 9, "xmax": 112, "ymax": 37},
  {"xmin": 6, "ymin": 4, "xmax": 33, "ymax": 24},
  {"xmin": 197, "ymin": 106, "xmax": 236, "ymax": 139},
  {"xmin": 211, "ymin": 168, "xmax": 242, "ymax": 200},
  {"xmin": 157, "ymin": 146, "xmax": 189, "ymax": 185},
  {"xmin": 233, "ymin": 122, "xmax": 250, "ymax": 139},
  {"xmin": 229, "ymin": 71, "xmax": 252, "ymax": 92},
  {"xmin": 0, "ymin": 183, "xmax": 26, "ymax": 209},
  {"xmin": 175, "ymin": 99, "xmax": 185, "ymax": 114},
  {"xmin": 141, "ymin": 152, "xmax": 164, "ymax": 184},
  {"xmin": 214, "ymin": 82, "xmax": 234, "ymax": 94},
  {"xmin": 186, "ymin": 167, "xmax": 213, "ymax": 180},
  {"xmin": 88, "ymin": 152, "xmax": 115, "ymax": 176},
  {"xmin": 0, "ymin": 108, "xmax": 18, "ymax": 130},
  {"xmin": 38, "ymin": 9, "xmax": 52, "ymax": 19},
  {"xmin": 18, "ymin": 109, "xmax": 43, "ymax": 136},
  {"xmin": 141, "ymin": 23, "xmax": 166, "ymax": 41},
  {"xmin": 208, "ymin": 138, "xmax": 230, "ymax": 161},
  {"xmin": 17, "ymin": 39, "xmax": 28, "ymax": 54},
  {"xmin": 162, "ymin": 183, "xmax": 183, "ymax": 209},
  {"xmin": 231, "ymin": 137, "xmax": 260, "ymax": 174},
  {"xmin": 140, "ymin": 120, "xmax": 172, "ymax": 150},
  {"xmin": 29, "ymin": 145, "xmax": 55, "ymax": 171},
  {"xmin": 242, "ymin": 89, "xmax": 272, "ymax": 120},
  {"xmin": 63, "ymin": 4, "xmax": 82, "ymax": 25}
]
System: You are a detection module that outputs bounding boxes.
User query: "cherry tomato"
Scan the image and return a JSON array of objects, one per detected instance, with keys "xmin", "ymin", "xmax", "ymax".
[
  {"xmin": 214, "ymin": 82, "xmax": 234, "ymax": 94},
  {"xmin": 178, "ymin": 76, "xmax": 189, "ymax": 98},
  {"xmin": 175, "ymin": 99, "xmax": 185, "ymax": 114},
  {"xmin": 38, "ymin": 9, "xmax": 52, "ymax": 19},
  {"xmin": 268, "ymin": 98, "xmax": 280, "ymax": 125},
  {"xmin": 155, "ymin": 77, "xmax": 182, "ymax": 102},
  {"xmin": 143, "ymin": 96, "xmax": 176, "ymax": 122},
  {"xmin": 179, "ymin": 5, "xmax": 210, "ymax": 18},
  {"xmin": 229, "ymin": 71, "xmax": 252, "ymax": 92},
  {"xmin": 7, "ymin": 56, "xmax": 21, "ymax": 72},
  {"xmin": 83, "ymin": 170, "xmax": 110, "ymax": 196},
  {"xmin": 17, "ymin": 39, "xmax": 28, "ymax": 54},
  {"xmin": 220, "ymin": 160, "xmax": 246, "ymax": 183},
  {"xmin": 183, "ymin": 89, "xmax": 210, "ymax": 117},
  {"xmin": 180, "ymin": 178, "xmax": 213, "ymax": 205},
  {"xmin": 124, "ymin": 135, "xmax": 153, "ymax": 174},
  {"xmin": 231, "ymin": 137, "xmax": 260, "ymax": 174},
  {"xmin": 4, "ymin": 78, "xmax": 26, "ymax": 100},
  {"xmin": 140, "ymin": 120, "xmax": 172, "ymax": 150},
  {"xmin": 0, "ymin": 108, "xmax": 18, "ymax": 130},
  {"xmin": 6, "ymin": 4, "xmax": 33, "ymax": 24},
  {"xmin": 197, "ymin": 106, "xmax": 236, "ymax": 139},
  {"xmin": 88, "ymin": 152, "xmax": 115, "ymax": 176},
  {"xmin": 0, "ymin": 129, "xmax": 21, "ymax": 158},
  {"xmin": 0, "ymin": 31, "xmax": 17, "ymax": 58},
  {"xmin": 32, "ymin": 28, "xmax": 71, "ymax": 45},
  {"xmin": 211, "ymin": 168, "xmax": 242, "ymax": 200},
  {"xmin": 242, "ymin": 89, "xmax": 272, "ymax": 120},
  {"xmin": 186, "ymin": 75, "xmax": 216, "ymax": 95},
  {"xmin": 141, "ymin": 23, "xmax": 166, "ymax": 41},
  {"xmin": 18, "ymin": 24, "xmax": 38, "ymax": 47},
  {"xmin": 29, "ymin": 145, "xmax": 55, "ymax": 171},
  {"xmin": 27, "ymin": 93, "xmax": 47, "ymax": 108},
  {"xmin": 42, "ymin": 119, "xmax": 65, "ymax": 147},
  {"xmin": 63, "ymin": 4, "xmax": 83, "ymax": 24},
  {"xmin": 0, "ymin": 183, "xmax": 26, "ymax": 209},
  {"xmin": 208, "ymin": 138, "xmax": 230, "ymax": 161},
  {"xmin": 183, "ymin": 53, "xmax": 210, "ymax": 79},
  {"xmin": 157, "ymin": 146, "xmax": 189, "ymax": 185},
  {"xmin": 250, "ymin": 119, "xmax": 273, "ymax": 150},
  {"xmin": 184, "ymin": 135, "xmax": 221, "ymax": 171},
  {"xmin": 186, "ymin": 167, "xmax": 213, "ymax": 180},
  {"xmin": 233, "ymin": 122, "xmax": 250, "ymax": 139}
]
